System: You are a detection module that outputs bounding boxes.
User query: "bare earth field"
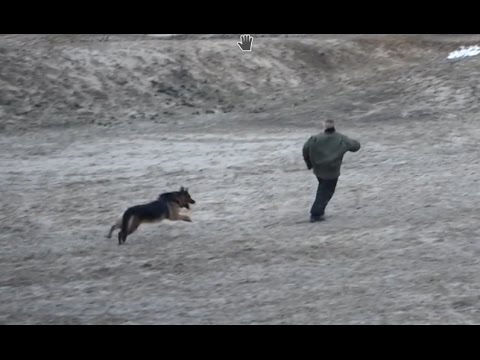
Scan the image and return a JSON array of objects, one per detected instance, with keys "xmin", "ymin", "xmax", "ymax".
[{"xmin": 1, "ymin": 34, "xmax": 480, "ymax": 324}]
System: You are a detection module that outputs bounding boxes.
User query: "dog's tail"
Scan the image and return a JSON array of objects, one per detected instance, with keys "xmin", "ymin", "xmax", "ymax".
[{"xmin": 119, "ymin": 208, "xmax": 133, "ymax": 245}]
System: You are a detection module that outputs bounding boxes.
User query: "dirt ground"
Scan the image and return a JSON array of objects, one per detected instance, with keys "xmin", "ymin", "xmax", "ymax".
[{"xmin": 1, "ymin": 34, "xmax": 480, "ymax": 324}]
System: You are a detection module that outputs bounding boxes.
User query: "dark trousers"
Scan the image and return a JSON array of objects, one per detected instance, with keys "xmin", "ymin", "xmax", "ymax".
[{"xmin": 310, "ymin": 177, "xmax": 338, "ymax": 218}]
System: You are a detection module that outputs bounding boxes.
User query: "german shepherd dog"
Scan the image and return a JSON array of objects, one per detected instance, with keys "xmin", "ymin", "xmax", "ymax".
[{"xmin": 106, "ymin": 187, "xmax": 196, "ymax": 245}]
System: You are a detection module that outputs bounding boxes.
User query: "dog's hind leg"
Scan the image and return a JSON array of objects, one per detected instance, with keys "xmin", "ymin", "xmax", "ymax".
[
  {"xmin": 106, "ymin": 216, "xmax": 122, "ymax": 239},
  {"xmin": 118, "ymin": 230, "xmax": 125, "ymax": 245},
  {"xmin": 127, "ymin": 216, "xmax": 141, "ymax": 235},
  {"xmin": 118, "ymin": 215, "xmax": 141, "ymax": 244},
  {"xmin": 106, "ymin": 224, "xmax": 116, "ymax": 239}
]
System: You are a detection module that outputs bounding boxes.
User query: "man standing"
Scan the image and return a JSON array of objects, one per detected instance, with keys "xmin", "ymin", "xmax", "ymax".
[{"xmin": 302, "ymin": 119, "xmax": 361, "ymax": 222}]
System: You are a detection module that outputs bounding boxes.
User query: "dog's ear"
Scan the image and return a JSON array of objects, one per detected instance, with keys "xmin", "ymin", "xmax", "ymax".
[
  {"xmin": 186, "ymin": 187, "xmax": 189, "ymax": 193},
  {"xmin": 180, "ymin": 186, "xmax": 184, "ymax": 192}
]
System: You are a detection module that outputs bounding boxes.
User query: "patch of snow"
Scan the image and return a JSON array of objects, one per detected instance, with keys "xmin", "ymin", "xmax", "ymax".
[{"xmin": 447, "ymin": 45, "xmax": 480, "ymax": 60}]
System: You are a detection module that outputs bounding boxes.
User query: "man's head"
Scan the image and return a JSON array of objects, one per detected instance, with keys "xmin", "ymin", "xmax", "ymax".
[
  {"xmin": 324, "ymin": 119, "xmax": 335, "ymax": 133},
  {"xmin": 324, "ymin": 119, "xmax": 335, "ymax": 129}
]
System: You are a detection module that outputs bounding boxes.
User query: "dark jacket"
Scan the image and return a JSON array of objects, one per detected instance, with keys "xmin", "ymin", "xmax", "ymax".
[{"xmin": 303, "ymin": 130, "xmax": 360, "ymax": 179}]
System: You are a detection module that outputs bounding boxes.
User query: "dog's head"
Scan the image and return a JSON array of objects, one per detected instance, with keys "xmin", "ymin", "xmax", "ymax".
[{"xmin": 178, "ymin": 186, "xmax": 196, "ymax": 209}]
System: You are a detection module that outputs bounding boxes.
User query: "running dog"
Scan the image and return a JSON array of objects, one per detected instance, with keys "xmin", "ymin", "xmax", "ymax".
[{"xmin": 106, "ymin": 187, "xmax": 196, "ymax": 245}]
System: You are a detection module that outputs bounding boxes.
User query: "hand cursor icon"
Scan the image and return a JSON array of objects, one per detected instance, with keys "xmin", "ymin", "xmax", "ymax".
[{"xmin": 238, "ymin": 34, "xmax": 253, "ymax": 51}]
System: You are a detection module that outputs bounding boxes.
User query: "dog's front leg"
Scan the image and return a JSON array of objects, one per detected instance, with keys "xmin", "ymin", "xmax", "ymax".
[{"xmin": 177, "ymin": 214, "xmax": 192, "ymax": 222}]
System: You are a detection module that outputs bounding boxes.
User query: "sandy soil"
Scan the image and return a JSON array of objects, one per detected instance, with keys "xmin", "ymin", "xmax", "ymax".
[{"xmin": 1, "ymin": 34, "xmax": 480, "ymax": 324}]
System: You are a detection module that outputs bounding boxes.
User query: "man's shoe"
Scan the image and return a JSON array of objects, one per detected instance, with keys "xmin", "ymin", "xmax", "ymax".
[{"xmin": 310, "ymin": 215, "xmax": 325, "ymax": 223}]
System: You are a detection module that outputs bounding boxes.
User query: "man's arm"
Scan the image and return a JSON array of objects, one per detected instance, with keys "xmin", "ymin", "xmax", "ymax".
[
  {"xmin": 343, "ymin": 135, "xmax": 361, "ymax": 152},
  {"xmin": 302, "ymin": 137, "xmax": 313, "ymax": 169}
]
